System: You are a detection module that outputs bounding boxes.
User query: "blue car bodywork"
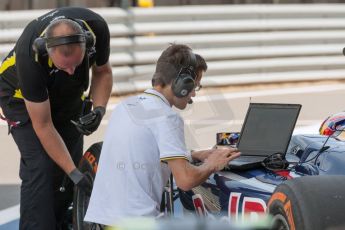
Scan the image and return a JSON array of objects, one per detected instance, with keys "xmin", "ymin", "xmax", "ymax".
[{"xmin": 180, "ymin": 134, "xmax": 345, "ymax": 220}]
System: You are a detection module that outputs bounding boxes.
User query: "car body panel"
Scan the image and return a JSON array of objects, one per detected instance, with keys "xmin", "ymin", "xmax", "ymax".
[{"xmin": 182, "ymin": 134, "xmax": 345, "ymax": 221}]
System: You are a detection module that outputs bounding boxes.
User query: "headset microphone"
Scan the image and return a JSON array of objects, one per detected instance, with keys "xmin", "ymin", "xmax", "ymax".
[{"xmin": 188, "ymin": 99, "xmax": 193, "ymax": 104}]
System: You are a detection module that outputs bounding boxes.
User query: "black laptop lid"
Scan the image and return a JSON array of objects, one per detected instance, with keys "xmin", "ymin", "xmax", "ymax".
[{"xmin": 237, "ymin": 103, "xmax": 301, "ymax": 157}]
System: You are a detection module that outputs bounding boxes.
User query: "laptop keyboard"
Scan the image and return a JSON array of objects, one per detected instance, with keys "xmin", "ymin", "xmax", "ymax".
[{"xmin": 231, "ymin": 156, "xmax": 265, "ymax": 163}]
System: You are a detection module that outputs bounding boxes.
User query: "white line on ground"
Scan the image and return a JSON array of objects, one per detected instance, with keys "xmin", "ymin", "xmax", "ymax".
[
  {"xmin": 1, "ymin": 119, "xmax": 323, "ymax": 127},
  {"xmin": 194, "ymin": 84, "xmax": 345, "ymax": 102},
  {"xmin": 183, "ymin": 119, "xmax": 322, "ymax": 126},
  {"xmin": 0, "ymin": 204, "xmax": 19, "ymax": 225},
  {"xmin": 101, "ymin": 119, "xmax": 322, "ymax": 127},
  {"xmin": 105, "ymin": 84, "xmax": 345, "ymax": 112},
  {"xmin": 106, "ymin": 84, "xmax": 345, "ymax": 109},
  {"xmin": 293, "ymin": 124, "xmax": 321, "ymax": 134},
  {"xmin": 95, "ymin": 119, "xmax": 325, "ymax": 127},
  {"xmin": 1, "ymin": 84, "xmax": 343, "ymax": 126}
]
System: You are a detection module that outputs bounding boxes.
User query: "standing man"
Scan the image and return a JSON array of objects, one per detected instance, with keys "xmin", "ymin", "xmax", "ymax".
[
  {"xmin": 85, "ymin": 44, "xmax": 240, "ymax": 226},
  {"xmin": 0, "ymin": 7, "xmax": 113, "ymax": 230}
]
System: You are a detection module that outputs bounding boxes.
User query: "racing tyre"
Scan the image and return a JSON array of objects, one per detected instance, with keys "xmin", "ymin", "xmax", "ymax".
[
  {"xmin": 178, "ymin": 188, "xmax": 195, "ymax": 211},
  {"xmin": 73, "ymin": 142, "xmax": 103, "ymax": 230},
  {"xmin": 268, "ymin": 175, "xmax": 345, "ymax": 230}
]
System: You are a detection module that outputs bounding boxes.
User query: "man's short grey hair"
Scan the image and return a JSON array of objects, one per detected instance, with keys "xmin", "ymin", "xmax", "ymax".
[{"xmin": 45, "ymin": 18, "xmax": 86, "ymax": 56}]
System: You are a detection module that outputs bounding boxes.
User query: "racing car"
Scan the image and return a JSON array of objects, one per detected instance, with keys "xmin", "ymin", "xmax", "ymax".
[{"xmin": 72, "ymin": 112, "xmax": 345, "ymax": 230}]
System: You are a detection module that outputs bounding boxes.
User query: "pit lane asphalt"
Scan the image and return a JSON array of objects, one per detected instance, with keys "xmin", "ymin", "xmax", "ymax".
[{"xmin": 1, "ymin": 81, "xmax": 345, "ymax": 227}]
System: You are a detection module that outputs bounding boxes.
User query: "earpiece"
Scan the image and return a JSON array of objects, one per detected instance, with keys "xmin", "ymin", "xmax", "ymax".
[
  {"xmin": 171, "ymin": 51, "xmax": 197, "ymax": 98},
  {"xmin": 83, "ymin": 31, "xmax": 95, "ymax": 49},
  {"xmin": 32, "ymin": 37, "xmax": 48, "ymax": 57}
]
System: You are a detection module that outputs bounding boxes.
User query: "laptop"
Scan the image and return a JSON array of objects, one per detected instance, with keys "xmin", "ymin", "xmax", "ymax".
[{"xmin": 228, "ymin": 103, "xmax": 301, "ymax": 170}]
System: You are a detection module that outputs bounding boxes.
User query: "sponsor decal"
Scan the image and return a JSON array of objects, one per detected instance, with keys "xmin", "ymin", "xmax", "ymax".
[
  {"xmin": 228, "ymin": 192, "xmax": 267, "ymax": 223},
  {"xmin": 192, "ymin": 194, "xmax": 208, "ymax": 217},
  {"xmin": 284, "ymin": 200, "xmax": 296, "ymax": 230},
  {"xmin": 268, "ymin": 192, "xmax": 296, "ymax": 230},
  {"xmin": 229, "ymin": 192, "xmax": 241, "ymax": 222},
  {"xmin": 83, "ymin": 151, "xmax": 98, "ymax": 173},
  {"xmin": 268, "ymin": 191, "xmax": 286, "ymax": 206},
  {"xmin": 39, "ymin": 11, "xmax": 60, "ymax": 21}
]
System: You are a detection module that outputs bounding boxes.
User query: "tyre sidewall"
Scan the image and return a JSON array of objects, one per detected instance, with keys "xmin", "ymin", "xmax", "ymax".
[{"xmin": 73, "ymin": 142, "xmax": 102, "ymax": 230}]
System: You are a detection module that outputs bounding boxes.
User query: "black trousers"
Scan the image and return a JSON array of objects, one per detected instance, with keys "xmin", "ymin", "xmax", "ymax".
[{"xmin": 0, "ymin": 93, "xmax": 83, "ymax": 230}]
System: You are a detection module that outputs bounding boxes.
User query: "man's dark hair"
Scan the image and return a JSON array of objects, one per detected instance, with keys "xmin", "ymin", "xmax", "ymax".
[
  {"xmin": 152, "ymin": 44, "xmax": 207, "ymax": 87},
  {"xmin": 195, "ymin": 53, "xmax": 207, "ymax": 80}
]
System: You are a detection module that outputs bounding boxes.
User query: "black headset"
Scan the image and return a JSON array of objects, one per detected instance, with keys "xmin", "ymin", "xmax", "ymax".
[
  {"xmin": 171, "ymin": 51, "xmax": 197, "ymax": 98},
  {"xmin": 32, "ymin": 19, "xmax": 95, "ymax": 57}
]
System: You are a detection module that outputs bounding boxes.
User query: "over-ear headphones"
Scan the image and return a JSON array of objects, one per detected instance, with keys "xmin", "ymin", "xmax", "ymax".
[
  {"xmin": 32, "ymin": 19, "xmax": 95, "ymax": 57},
  {"xmin": 172, "ymin": 51, "xmax": 197, "ymax": 98}
]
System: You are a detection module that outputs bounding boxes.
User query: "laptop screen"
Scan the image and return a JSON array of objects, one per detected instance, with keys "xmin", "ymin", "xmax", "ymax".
[{"xmin": 237, "ymin": 103, "xmax": 301, "ymax": 157}]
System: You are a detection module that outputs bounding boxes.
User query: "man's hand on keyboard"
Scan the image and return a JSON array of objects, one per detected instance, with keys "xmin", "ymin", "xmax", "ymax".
[{"xmin": 204, "ymin": 148, "xmax": 241, "ymax": 172}]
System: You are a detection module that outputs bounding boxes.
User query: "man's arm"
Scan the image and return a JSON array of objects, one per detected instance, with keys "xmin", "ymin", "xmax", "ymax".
[
  {"xmin": 167, "ymin": 148, "xmax": 240, "ymax": 191},
  {"xmin": 24, "ymin": 99, "xmax": 76, "ymax": 174},
  {"xmin": 90, "ymin": 61, "xmax": 113, "ymax": 108}
]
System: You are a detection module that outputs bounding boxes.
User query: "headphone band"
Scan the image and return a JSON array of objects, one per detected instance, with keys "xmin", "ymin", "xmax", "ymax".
[
  {"xmin": 179, "ymin": 51, "xmax": 197, "ymax": 79},
  {"xmin": 188, "ymin": 51, "xmax": 197, "ymax": 72},
  {"xmin": 46, "ymin": 34, "xmax": 86, "ymax": 48}
]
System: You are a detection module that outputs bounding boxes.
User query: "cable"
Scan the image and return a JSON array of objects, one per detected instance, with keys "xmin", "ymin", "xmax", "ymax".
[
  {"xmin": 305, "ymin": 123, "xmax": 345, "ymax": 163},
  {"xmin": 261, "ymin": 152, "xmax": 289, "ymax": 171},
  {"xmin": 261, "ymin": 151, "xmax": 302, "ymax": 171},
  {"xmin": 302, "ymin": 134, "xmax": 332, "ymax": 164},
  {"xmin": 289, "ymin": 130, "xmax": 343, "ymax": 173}
]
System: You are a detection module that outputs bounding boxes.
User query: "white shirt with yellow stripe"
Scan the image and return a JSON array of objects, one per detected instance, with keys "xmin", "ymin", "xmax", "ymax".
[{"xmin": 84, "ymin": 89, "xmax": 189, "ymax": 226}]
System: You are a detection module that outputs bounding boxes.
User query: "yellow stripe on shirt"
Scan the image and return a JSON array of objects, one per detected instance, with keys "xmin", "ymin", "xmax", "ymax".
[
  {"xmin": 13, "ymin": 89, "xmax": 24, "ymax": 99},
  {"xmin": 160, "ymin": 156, "xmax": 188, "ymax": 162},
  {"xmin": 0, "ymin": 53, "xmax": 15, "ymax": 74}
]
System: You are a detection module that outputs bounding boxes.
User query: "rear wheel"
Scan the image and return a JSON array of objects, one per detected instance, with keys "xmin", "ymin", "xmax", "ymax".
[
  {"xmin": 270, "ymin": 213, "xmax": 290, "ymax": 230},
  {"xmin": 73, "ymin": 142, "xmax": 103, "ymax": 230},
  {"xmin": 268, "ymin": 175, "xmax": 345, "ymax": 230}
]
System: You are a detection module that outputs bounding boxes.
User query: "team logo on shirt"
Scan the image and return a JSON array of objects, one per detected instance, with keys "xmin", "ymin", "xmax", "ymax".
[{"xmin": 39, "ymin": 11, "xmax": 60, "ymax": 21}]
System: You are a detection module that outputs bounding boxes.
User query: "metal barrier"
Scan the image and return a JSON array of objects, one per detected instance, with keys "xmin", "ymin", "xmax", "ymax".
[{"xmin": 0, "ymin": 5, "xmax": 345, "ymax": 94}]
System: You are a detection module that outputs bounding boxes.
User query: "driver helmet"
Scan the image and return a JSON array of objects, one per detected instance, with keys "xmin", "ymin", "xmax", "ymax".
[{"xmin": 319, "ymin": 112, "xmax": 345, "ymax": 140}]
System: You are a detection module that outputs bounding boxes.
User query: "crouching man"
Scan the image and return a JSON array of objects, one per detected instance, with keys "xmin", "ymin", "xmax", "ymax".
[{"xmin": 84, "ymin": 44, "xmax": 241, "ymax": 226}]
